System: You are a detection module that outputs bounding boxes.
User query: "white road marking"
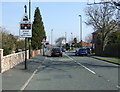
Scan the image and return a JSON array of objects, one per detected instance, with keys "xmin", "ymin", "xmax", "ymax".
[
  {"xmin": 64, "ymin": 53, "xmax": 120, "ymax": 88},
  {"xmin": 20, "ymin": 57, "xmax": 47, "ymax": 91},
  {"xmin": 20, "ymin": 69, "xmax": 37, "ymax": 91},
  {"xmin": 77, "ymin": 62, "xmax": 96, "ymax": 74},
  {"xmin": 64, "ymin": 53, "xmax": 96, "ymax": 74},
  {"xmin": 116, "ymin": 85, "xmax": 120, "ymax": 89}
]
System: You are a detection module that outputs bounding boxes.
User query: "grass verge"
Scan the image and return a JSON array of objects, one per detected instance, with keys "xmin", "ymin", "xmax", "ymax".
[{"xmin": 96, "ymin": 57, "xmax": 120, "ymax": 64}]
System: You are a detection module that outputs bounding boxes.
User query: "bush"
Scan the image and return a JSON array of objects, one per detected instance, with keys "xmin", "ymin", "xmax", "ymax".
[
  {"xmin": 104, "ymin": 43, "xmax": 120, "ymax": 57},
  {"xmin": 103, "ymin": 31, "xmax": 120, "ymax": 57}
]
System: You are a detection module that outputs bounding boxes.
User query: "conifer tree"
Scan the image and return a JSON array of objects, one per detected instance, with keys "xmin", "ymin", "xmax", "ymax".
[{"xmin": 31, "ymin": 7, "xmax": 46, "ymax": 49}]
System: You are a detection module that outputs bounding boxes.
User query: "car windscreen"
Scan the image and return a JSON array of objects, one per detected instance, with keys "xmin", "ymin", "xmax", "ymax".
[{"xmin": 52, "ymin": 48, "xmax": 60, "ymax": 51}]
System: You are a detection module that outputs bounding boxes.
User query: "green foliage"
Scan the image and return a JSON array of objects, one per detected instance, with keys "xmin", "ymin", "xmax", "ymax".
[
  {"xmin": 104, "ymin": 43, "xmax": 120, "ymax": 57},
  {"xmin": 31, "ymin": 7, "xmax": 46, "ymax": 50},
  {"xmin": 2, "ymin": 32, "xmax": 16, "ymax": 56},
  {"xmin": 103, "ymin": 31, "xmax": 120, "ymax": 57},
  {"xmin": 15, "ymin": 40, "xmax": 25, "ymax": 52},
  {"xmin": 107, "ymin": 31, "xmax": 120, "ymax": 44}
]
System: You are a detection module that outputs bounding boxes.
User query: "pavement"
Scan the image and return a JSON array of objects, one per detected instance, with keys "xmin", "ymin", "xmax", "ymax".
[{"xmin": 2, "ymin": 54, "xmax": 45, "ymax": 90}]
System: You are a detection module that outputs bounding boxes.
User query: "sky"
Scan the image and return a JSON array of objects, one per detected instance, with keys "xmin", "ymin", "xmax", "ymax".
[{"xmin": 1, "ymin": 1, "xmax": 100, "ymax": 44}]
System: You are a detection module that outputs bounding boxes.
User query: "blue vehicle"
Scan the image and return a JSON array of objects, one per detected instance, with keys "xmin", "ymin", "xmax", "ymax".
[{"xmin": 75, "ymin": 48, "xmax": 88, "ymax": 56}]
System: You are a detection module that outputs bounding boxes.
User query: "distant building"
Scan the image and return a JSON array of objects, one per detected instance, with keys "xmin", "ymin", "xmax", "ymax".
[{"xmin": 79, "ymin": 41, "xmax": 92, "ymax": 47}]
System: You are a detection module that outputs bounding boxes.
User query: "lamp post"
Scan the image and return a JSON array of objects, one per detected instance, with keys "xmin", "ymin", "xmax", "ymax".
[
  {"xmin": 51, "ymin": 29, "xmax": 53, "ymax": 46},
  {"xmin": 28, "ymin": 0, "xmax": 31, "ymax": 59},
  {"xmin": 79, "ymin": 15, "xmax": 82, "ymax": 47}
]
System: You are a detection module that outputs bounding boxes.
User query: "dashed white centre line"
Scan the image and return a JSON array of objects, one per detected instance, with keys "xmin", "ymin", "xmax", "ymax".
[{"xmin": 64, "ymin": 53, "xmax": 96, "ymax": 74}]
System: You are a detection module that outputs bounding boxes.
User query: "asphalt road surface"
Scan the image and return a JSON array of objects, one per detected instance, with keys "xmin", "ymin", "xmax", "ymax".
[{"xmin": 21, "ymin": 52, "xmax": 119, "ymax": 90}]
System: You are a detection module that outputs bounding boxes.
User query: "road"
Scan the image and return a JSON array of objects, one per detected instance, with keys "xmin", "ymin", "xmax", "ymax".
[{"xmin": 21, "ymin": 52, "xmax": 119, "ymax": 90}]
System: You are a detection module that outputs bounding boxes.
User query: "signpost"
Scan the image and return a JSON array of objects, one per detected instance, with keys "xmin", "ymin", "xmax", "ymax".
[
  {"xmin": 19, "ymin": 5, "xmax": 32, "ymax": 69},
  {"xmin": 20, "ymin": 13, "xmax": 32, "ymax": 38}
]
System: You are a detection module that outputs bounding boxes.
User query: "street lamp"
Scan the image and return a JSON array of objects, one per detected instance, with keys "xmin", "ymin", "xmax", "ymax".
[
  {"xmin": 79, "ymin": 15, "xmax": 82, "ymax": 47},
  {"xmin": 28, "ymin": 0, "xmax": 31, "ymax": 59},
  {"xmin": 51, "ymin": 29, "xmax": 53, "ymax": 46}
]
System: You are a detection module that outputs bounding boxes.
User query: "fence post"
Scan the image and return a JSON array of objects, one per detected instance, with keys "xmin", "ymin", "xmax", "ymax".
[{"xmin": 0, "ymin": 49, "xmax": 3, "ymax": 73}]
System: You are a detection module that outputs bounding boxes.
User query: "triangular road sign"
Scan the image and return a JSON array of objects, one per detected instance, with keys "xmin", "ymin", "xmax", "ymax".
[{"xmin": 20, "ymin": 13, "xmax": 30, "ymax": 23}]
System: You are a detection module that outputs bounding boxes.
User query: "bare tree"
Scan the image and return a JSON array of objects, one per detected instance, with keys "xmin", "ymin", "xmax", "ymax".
[
  {"xmin": 55, "ymin": 37, "xmax": 66, "ymax": 47},
  {"xmin": 85, "ymin": 3, "xmax": 117, "ymax": 51},
  {"xmin": 85, "ymin": 34, "xmax": 92, "ymax": 43}
]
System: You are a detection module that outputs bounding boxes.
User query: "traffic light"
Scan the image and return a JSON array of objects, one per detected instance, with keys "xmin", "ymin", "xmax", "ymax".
[{"xmin": 20, "ymin": 24, "xmax": 31, "ymax": 29}]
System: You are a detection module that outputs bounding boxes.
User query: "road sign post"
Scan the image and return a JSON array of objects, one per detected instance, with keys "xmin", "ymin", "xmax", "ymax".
[{"xmin": 19, "ymin": 5, "xmax": 32, "ymax": 69}]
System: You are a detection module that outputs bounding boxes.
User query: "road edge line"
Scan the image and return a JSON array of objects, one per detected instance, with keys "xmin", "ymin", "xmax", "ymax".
[{"xmin": 20, "ymin": 57, "xmax": 46, "ymax": 91}]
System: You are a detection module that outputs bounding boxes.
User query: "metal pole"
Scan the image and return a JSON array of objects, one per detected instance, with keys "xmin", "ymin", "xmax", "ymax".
[
  {"xmin": 24, "ymin": 5, "xmax": 27, "ymax": 69},
  {"xmin": 28, "ymin": 0, "xmax": 31, "ymax": 59},
  {"xmin": 51, "ymin": 29, "xmax": 53, "ymax": 46},
  {"xmin": 81, "ymin": 15, "xmax": 82, "ymax": 47},
  {"xmin": 25, "ymin": 38, "xmax": 27, "ymax": 69},
  {"xmin": 71, "ymin": 32, "xmax": 73, "ymax": 50},
  {"xmin": 29, "ymin": 0, "xmax": 31, "ymax": 19},
  {"xmin": 79, "ymin": 15, "xmax": 82, "ymax": 47}
]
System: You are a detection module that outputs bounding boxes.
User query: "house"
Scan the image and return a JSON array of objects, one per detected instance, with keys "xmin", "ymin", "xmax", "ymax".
[
  {"xmin": 79, "ymin": 41, "xmax": 92, "ymax": 47},
  {"xmin": 92, "ymin": 30, "xmax": 102, "ymax": 54}
]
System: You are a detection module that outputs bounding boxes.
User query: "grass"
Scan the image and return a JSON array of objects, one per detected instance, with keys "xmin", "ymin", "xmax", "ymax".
[
  {"xmin": 96, "ymin": 57, "xmax": 120, "ymax": 64},
  {"xmin": 111, "ymin": 57, "xmax": 120, "ymax": 59}
]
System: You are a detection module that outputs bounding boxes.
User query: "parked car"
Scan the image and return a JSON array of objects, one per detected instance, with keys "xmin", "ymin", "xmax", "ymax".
[
  {"xmin": 86, "ymin": 47, "xmax": 92, "ymax": 54},
  {"xmin": 61, "ymin": 48, "xmax": 65, "ymax": 52},
  {"xmin": 51, "ymin": 47, "xmax": 63, "ymax": 57},
  {"xmin": 75, "ymin": 48, "xmax": 88, "ymax": 56}
]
